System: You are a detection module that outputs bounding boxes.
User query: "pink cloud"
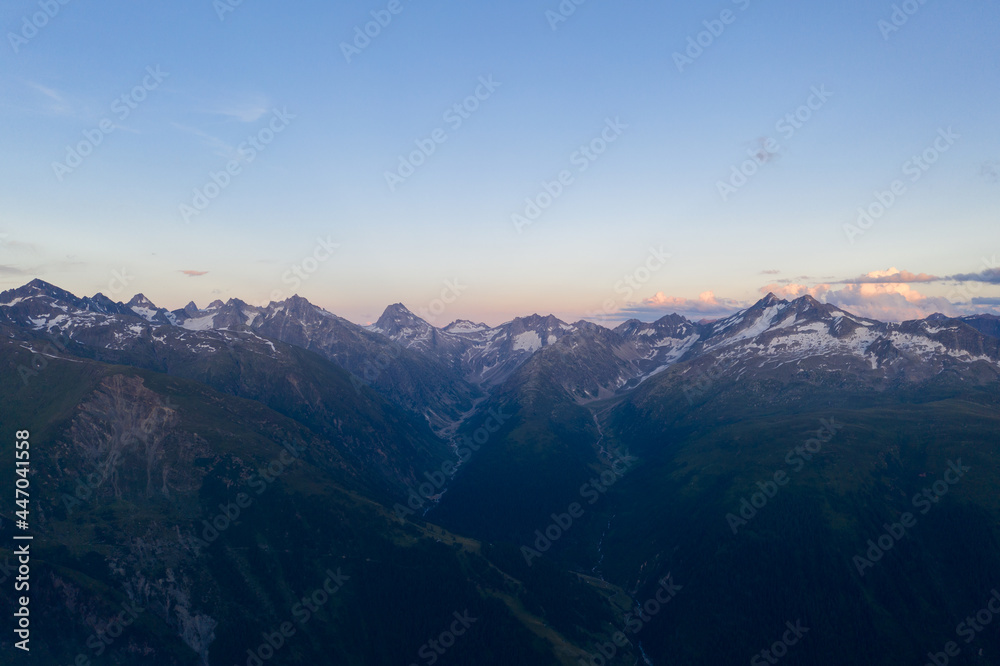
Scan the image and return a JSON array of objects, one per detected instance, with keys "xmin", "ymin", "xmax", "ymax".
[
  {"xmin": 760, "ymin": 270, "xmax": 958, "ymax": 321},
  {"xmin": 619, "ymin": 290, "xmax": 746, "ymax": 320},
  {"xmin": 826, "ymin": 285, "xmax": 957, "ymax": 321},
  {"xmin": 839, "ymin": 267, "xmax": 939, "ymax": 284},
  {"xmin": 759, "ymin": 283, "xmax": 830, "ymax": 300},
  {"xmin": 598, "ymin": 268, "xmax": 997, "ymax": 325}
]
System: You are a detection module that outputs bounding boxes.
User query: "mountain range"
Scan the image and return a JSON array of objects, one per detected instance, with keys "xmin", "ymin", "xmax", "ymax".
[
  {"xmin": 7, "ymin": 279, "xmax": 999, "ymax": 408},
  {"xmin": 2, "ymin": 278, "xmax": 1000, "ymax": 665}
]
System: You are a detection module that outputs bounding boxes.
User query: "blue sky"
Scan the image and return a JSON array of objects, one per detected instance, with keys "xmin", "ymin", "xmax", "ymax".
[{"xmin": 1, "ymin": 0, "xmax": 997, "ymax": 325}]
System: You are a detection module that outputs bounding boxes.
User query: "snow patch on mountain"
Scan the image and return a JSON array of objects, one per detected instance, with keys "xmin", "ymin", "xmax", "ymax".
[
  {"xmin": 445, "ymin": 320, "xmax": 488, "ymax": 334},
  {"xmin": 181, "ymin": 314, "xmax": 218, "ymax": 331},
  {"xmin": 512, "ymin": 331, "xmax": 542, "ymax": 352},
  {"xmin": 131, "ymin": 307, "xmax": 160, "ymax": 322},
  {"xmin": 709, "ymin": 305, "xmax": 783, "ymax": 348}
]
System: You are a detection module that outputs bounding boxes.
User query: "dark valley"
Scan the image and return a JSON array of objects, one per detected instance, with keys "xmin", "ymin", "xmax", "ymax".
[{"xmin": 1, "ymin": 279, "xmax": 999, "ymax": 664}]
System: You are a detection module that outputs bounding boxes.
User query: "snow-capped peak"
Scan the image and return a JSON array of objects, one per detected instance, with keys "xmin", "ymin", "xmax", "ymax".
[
  {"xmin": 127, "ymin": 294, "xmax": 157, "ymax": 309},
  {"xmin": 444, "ymin": 320, "xmax": 489, "ymax": 334}
]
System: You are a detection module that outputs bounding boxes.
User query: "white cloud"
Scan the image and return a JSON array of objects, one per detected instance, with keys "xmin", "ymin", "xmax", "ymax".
[
  {"xmin": 761, "ymin": 271, "xmax": 961, "ymax": 321},
  {"xmin": 617, "ymin": 290, "xmax": 746, "ymax": 321},
  {"xmin": 207, "ymin": 95, "xmax": 271, "ymax": 123},
  {"xmin": 25, "ymin": 81, "xmax": 73, "ymax": 116}
]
